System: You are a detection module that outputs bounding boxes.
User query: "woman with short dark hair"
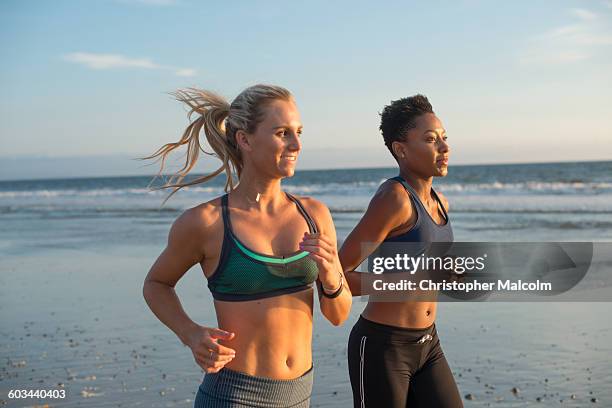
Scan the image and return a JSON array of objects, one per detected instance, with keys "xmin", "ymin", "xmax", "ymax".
[{"xmin": 340, "ymin": 95, "xmax": 462, "ymax": 407}]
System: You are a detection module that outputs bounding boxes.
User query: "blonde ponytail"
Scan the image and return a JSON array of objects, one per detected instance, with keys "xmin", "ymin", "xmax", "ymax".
[{"xmin": 143, "ymin": 84, "xmax": 293, "ymax": 204}]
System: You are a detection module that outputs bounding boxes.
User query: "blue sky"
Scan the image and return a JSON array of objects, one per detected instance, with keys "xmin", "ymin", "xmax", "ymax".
[{"xmin": 1, "ymin": 0, "xmax": 611, "ymax": 178}]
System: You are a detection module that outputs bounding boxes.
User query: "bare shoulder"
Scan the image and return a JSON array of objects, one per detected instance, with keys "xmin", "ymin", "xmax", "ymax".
[
  {"xmin": 169, "ymin": 196, "xmax": 223, "ymax": 243},
  {"xmin": 370, "ymin": 179, "xmax": 413, "ymax": 214},
  {"xmin": 294, "ymin": 195, "xmax": 331, "ymax": 219},
  {"xmin": 191, "ymin": 196, "xmax": 224, "ymax": 224}
]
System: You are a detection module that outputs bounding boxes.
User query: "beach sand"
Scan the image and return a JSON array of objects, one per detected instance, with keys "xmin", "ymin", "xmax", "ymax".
[
  {"xmin": 2, "ymin": 243, "xmax": 611, "ymax": 407},
  {"xmin": 3, "ymin": 162, "xmax": 612, "ymax": 406}
]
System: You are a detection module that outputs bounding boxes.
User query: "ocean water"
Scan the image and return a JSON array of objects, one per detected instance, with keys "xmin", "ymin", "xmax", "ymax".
[{"xmin": 1, "ymin": 160, "xmax": 611, "ymax": 407}]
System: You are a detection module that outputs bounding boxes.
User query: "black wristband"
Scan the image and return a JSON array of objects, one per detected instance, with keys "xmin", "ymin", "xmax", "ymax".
[{"xmin": 319, "ymin": 279, "xmax": 344, "ymax": 299}]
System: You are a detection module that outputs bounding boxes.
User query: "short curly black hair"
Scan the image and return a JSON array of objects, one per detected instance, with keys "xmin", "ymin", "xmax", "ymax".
[{"xmin": 379, "ymin": 95, "xmax": 434, "ymax": 159}]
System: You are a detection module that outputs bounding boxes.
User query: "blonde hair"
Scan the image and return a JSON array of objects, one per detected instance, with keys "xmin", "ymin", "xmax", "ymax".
[{"xmin": 142, "ymin": 84, "xmax": 293, "ymax": 204}]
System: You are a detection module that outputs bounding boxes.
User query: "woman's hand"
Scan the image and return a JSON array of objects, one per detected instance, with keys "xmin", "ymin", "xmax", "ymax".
[
  {"xmin": 185, "ymin": 326, "xmax": 236, "ymax": 373},
  {"xmin": 300, "ymin": 232, "xmax": 341, "ymax": 290},
  {"xmin": 296, "ymin": 198, "xmax": 351, "ymax": 326}
]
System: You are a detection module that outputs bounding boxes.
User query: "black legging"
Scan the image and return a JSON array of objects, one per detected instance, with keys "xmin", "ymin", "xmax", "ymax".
[{"xmin": 347, "ymin": 316, "xmax": 463, "ymax": 408}]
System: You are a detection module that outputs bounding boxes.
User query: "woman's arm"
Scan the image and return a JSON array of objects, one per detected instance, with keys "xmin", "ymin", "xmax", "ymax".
[
  {"xmin": 339, "ymin": 181, "xmax": 414, "ymax": 296},
  {"xmin": 299, "ymin": 198, "xmax": 352, "ymax": 326},
  {"xmin": 142, "ymin": 206, "xmax": 236, "ymax": 373}
]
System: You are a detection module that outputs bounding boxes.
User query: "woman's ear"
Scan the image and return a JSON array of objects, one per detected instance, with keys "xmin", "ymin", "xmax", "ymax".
[
  {"xmin": 391, "ymin": 141, "xmax": 405, "ymax": 159},
  {"xmin": 235, "ymin": 130, "xmax": 253, "ymax": 152}
]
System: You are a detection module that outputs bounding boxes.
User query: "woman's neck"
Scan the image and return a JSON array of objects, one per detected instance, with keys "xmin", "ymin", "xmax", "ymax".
[
  {"xmin": 398, "ymin": 169, "xmax": 433, "ymax": 203},
  {"xmin": 231, "ymin": 174, "xmax": 284, "ymax": 211}
]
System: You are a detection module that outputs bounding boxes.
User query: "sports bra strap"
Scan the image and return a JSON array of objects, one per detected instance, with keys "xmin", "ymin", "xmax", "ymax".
[
  {"xmin": 286, "ymin": 193, "xmax": 318, "ymax": 233},
  {"xmin": 430, "ymin": 189, "xmax": 449, "ymax": 222},
  {"xmin": 220, "ymin": 193, "xmax": 318, "ymax": 234},
  {"xmin": 391, "ymin": 176, "xmax": 423, "ymax": 208},
  {"xmin": 221, "ymin": 194, "xmax": 232, "ymax": 229},
  {"xmin": 391, "ymin": 176, "xmax": 414, "ymax": 196},
  {"xmin": 391, "ymin": 176, "xmax": 448, "ymax": 223}
]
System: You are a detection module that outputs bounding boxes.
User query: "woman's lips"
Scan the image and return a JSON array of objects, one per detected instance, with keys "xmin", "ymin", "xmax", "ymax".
[{"xmin": 281, "ymin": 155, "xmax": 297, "ymax": 161}]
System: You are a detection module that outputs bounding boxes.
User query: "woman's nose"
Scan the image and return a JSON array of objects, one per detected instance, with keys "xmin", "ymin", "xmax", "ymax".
[
  {"xmin": 439, "ymin": 139, "xmax": 450, "ymax": 153},
  {"xmin": 288, "ymin": 133, "xmax": 301, "ymax": 151}
]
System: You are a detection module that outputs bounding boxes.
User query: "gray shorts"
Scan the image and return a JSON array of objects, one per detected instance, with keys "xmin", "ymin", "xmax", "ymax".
[{"xmin": 194, "ymin": 366, "xmax": 314, "ymax": 407}]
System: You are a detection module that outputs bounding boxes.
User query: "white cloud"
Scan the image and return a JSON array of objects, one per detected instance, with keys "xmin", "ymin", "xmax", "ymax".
[
  {"xmin": 542, "ymin": 24, "xmax": 612, "ymax": 46},
  {"xmin": 545, "ymin": 24, "xmax": 582, "ymax": 38},
  {"xmin": 174, "ymin": 68, "xmax": 196, "ymax": 77},
  {"xmin": 519, "ymin": 51, "xmax": 591, "ymax": 65},
  {"xmin": 64, "ymin": 53, "xmax": 157, "ymax": 69},
  {"xmin": 63, "ymin": 52, "xmax": 196, "ymax": 77},
  {"xmin": 569, "ymin": 8, "xmax": 598, "ymax": 20},
  {"xmin": 520, "ymin": 6, "xmax": 611, "ymax": 66}
]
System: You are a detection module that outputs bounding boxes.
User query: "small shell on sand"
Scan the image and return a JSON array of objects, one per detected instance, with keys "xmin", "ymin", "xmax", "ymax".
[
  {"xmin": 10, "ymin": 360, "xmax": 27, "ymax": 368},
  {"xmin": 80, "ymin": 387, "xmax": 103, "ymax": 398}
]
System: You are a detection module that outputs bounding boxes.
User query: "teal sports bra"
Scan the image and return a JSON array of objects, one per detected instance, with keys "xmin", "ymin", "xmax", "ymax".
[{"xmin": 207, "ymin": 193, "xmax": 320, "ymax": 301}]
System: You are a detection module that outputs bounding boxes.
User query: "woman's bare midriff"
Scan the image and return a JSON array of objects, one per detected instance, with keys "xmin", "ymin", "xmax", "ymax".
[
  {"xmin": 362, "ymin": 300, "xmax": 437, "ymax": 329},
  {"xmin": 214, "ymin": 287, "xmax": 314, "ymax": 380}
]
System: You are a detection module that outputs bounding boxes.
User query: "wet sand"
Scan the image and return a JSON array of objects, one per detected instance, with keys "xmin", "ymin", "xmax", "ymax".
[{"xmin": 2, "ymin": 243, "xmax": 611, "ymax": 407}]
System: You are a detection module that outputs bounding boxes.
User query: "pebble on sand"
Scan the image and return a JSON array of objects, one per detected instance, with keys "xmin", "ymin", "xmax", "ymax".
[
  {"xmin": 11, "ymin": 360, "xmax": 27, "ymax": 368},
  {"xmin": 81, "ymin": 387, "xmax": 103, "ymax": 398}
]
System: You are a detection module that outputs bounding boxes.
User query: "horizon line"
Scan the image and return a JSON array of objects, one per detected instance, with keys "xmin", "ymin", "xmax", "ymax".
[{"xmin": 0, "ymin": 158, "xmax": 610, "ymax": 183}]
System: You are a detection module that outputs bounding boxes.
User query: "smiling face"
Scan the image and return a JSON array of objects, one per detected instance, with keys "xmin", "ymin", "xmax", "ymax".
[
  {"xmin": 392, "ymin": 113, "xmax": 450, "ymax": 178},
  {"xmin": 236, "ymin": 98, "xmax": 302, "ymax": 179}
]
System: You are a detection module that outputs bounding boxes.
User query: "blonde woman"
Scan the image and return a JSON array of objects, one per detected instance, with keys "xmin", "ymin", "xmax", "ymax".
[{"xmin": 142, "ymin": 85, "xmax": 351, "ymax": 407}]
